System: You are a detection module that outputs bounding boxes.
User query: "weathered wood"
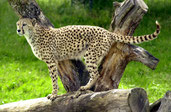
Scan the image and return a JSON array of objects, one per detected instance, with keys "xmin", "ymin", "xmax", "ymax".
[
  {"xmin": 0, "ymin": 88, "xmax": 149, "ymax": 112},
  {"xmin": 95, "ymin": 0, "xmax": 159, "ymax": 91},
  {"xmin": 8, "ymin": 0, "xmax": 89, "ymax": 92},
  {"xmin": 157, "ymin": 91, "xmax": 171, "ymax": 112},
  {"xmin": 150, "ymin": 91, "xmax": 171, "ymax": 112},
  {"xmin": 150, "ymin": 99, "xmax": 161, "ymax": 112},
  {"xmin": 8, "ymin": 0, "xmax": 53, "ymax": 27}
]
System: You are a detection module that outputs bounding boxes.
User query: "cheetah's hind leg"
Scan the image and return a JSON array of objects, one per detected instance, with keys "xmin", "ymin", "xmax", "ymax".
[
  {"xmin": 72, "ymin": 63, "xmax": 99, "ymax": 98},
  {"xmin": 79, "ymin": 51, "xmax": 100, "ymax": 91},
  {"xmin": 72, "ymin": 52, "xmax": 100, "ymax": 98},
  {"xmin": 79, "ymin": 69, "xmax": 100, "ymax": 91}
]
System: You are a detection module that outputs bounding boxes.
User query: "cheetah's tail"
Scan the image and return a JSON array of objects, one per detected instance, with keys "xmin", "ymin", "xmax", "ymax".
[{"xmin": 113, "ymin": 21, "xmax": 160, "ymax": 44}]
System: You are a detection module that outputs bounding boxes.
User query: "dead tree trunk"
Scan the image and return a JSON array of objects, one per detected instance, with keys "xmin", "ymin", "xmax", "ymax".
[
  {"xmin": 0, "ymin": 88, "xmax": 149, "ymax": 112},
  {"xmin": 94, "ymin": 0, "xmax": 159, "ymax": 91}
]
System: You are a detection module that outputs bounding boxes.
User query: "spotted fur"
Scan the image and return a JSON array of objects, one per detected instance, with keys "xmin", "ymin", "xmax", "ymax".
[{"xmin": 16, "ymin": 18, "xmax": 160, "ymax": 100}]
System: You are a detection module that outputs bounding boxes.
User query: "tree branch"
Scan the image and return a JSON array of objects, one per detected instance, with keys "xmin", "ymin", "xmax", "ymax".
[{"xmin": 129, "ymin": 45, "xmax": 159, "ymax": 70}]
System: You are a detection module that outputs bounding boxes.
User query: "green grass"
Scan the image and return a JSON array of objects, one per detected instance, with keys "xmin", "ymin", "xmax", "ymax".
[{"xmin": 0, "ymin": 0, "xmax": 170, "ymax": 104}]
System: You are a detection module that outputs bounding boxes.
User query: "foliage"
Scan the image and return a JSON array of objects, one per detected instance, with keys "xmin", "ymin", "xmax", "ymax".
[{"xmin": 0, "ymin": 0, "xmax": 170, "ymax": 104}]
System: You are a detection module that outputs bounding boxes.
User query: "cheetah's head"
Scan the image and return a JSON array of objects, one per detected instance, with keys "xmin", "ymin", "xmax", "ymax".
[{"xmin": 16, "ymin": 18, "xmax": 36, "ymax": 36}]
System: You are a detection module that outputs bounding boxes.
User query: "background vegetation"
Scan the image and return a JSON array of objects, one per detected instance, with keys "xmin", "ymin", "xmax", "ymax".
[{"xmin": 0, "ymin": 0, "xmax": 170, "ymax": 104}]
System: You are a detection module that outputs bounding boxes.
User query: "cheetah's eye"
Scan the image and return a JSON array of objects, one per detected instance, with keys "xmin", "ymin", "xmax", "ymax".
[{"xmin": 23, "ymin": 24, "xmax": 27, "ymax": 26}]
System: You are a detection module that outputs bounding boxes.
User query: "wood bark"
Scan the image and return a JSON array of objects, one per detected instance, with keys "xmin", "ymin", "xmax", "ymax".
[
  {"xmin": 150, "ymin": 91, "xmax": 171, "ymax": 112},
  {"xmin": 0, "ymin": 88, "xmax": 149, "ymax": 112},
  {"xmin": 1, "ymin": 90, "xmax": 170, "ymax": 112},
  {"xmin": 95, "ymin": 0, "xmax": 159, "ymax": 91}
]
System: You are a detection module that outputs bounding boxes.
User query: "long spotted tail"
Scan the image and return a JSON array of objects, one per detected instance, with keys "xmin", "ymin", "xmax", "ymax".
[{"xmin": 112, "ymin": 21, "xmax": 160, "ymax": 44}]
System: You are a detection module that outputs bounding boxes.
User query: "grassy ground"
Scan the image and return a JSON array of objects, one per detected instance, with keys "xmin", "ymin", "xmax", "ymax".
[{"xmin": 0, "ymin": 0, "xmax": 170, "ymax": 104}]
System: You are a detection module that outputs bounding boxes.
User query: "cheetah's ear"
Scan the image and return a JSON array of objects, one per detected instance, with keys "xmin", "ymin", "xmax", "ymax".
[{"xmin": 31, "ymin": 18, "xmax": 37, "ymax": 26}]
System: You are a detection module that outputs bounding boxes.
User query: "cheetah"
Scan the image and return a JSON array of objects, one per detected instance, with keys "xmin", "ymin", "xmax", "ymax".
[{"xmin": 16, "ymin": 18, "xmax": 160, "ymax": 100}]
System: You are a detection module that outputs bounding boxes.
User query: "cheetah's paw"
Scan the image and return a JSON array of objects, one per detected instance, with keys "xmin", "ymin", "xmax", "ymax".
[
  {"xmin": 79, "ymin": 85, "xmax": 90, "ymax": 91},
  {"xmin": 71, "ymin": 87, "xmax": 92, "ymax": 99},
  {"xmin": 47, "ymin": 94, "xmax": 58, "ymax": 101}
]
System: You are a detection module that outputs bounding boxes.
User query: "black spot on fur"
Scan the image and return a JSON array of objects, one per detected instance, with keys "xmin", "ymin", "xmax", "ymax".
[
  {"xmin": 157, "ymin": 25, "xmax": 160, "ymax": 29},
  {"xmin": 136, "ymin": 39, "xmax": 139, "ymax": 43},
  {"xmin": 148, "ymin": 35, "xmax": 152, "ymax": 39},
  {"xmin": 140, "ymin": 36, "xmax": 143, "ymax": 42},
  {"xmin": 156, "ymin": 29, "xmax": 160, "ymax": 34},
  {"xmin": 152, "ymin": 34, "xmax": 157, "ymax": 37},
  {"xmin": 144, "ymin": 35, "xmax": 148, "ymax": 41}
]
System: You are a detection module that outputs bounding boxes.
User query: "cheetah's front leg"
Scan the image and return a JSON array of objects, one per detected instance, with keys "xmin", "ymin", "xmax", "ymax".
[{"xmin": 46, "ymin": 60, "xmax": 59, "ymax": 101}]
